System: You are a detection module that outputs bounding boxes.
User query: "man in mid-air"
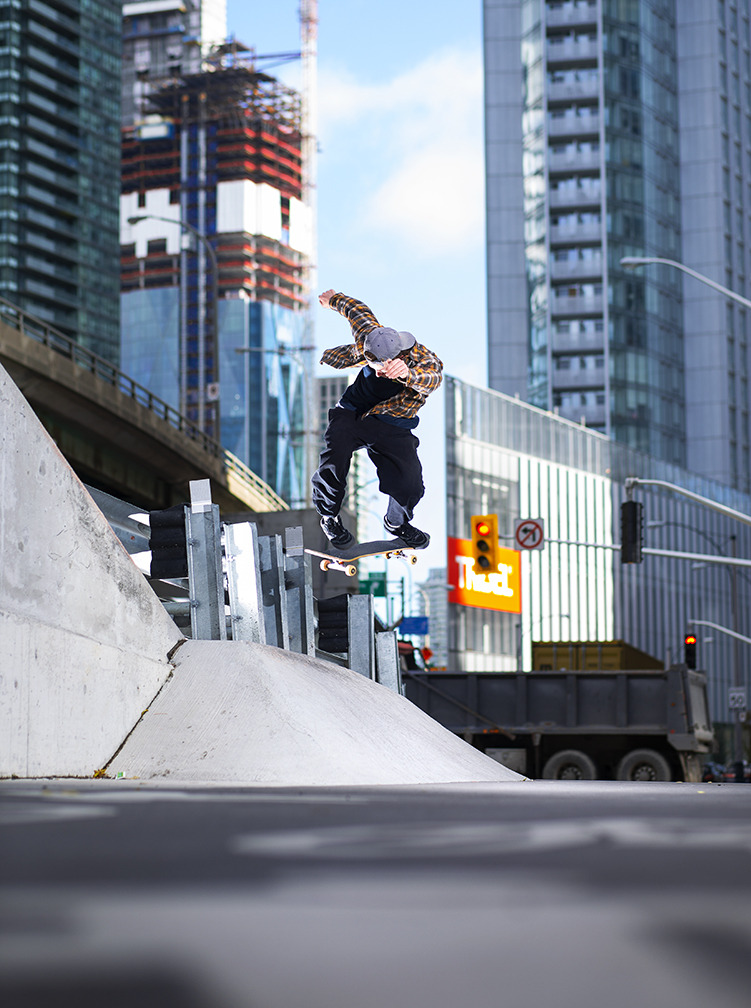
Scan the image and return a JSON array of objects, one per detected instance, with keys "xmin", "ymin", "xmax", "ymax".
[{"xmin": 312, "ymin": 288, "xmax": 443, "ymax": 550}]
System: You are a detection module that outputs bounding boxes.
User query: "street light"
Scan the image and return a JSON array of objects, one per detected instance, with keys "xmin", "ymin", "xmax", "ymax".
[
  {"xmin": 127, "ymin": 214, "xmax": 219, "ymax": 436},
  {"xmin": 620, "ymin": 256, "xmax": 751, "ymax": 310}
]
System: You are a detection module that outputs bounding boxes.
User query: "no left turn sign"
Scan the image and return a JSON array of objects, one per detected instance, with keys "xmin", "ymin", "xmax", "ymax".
[{"xmin": 514, "ymin": 518, "xmax": 545, "ymax": 551}]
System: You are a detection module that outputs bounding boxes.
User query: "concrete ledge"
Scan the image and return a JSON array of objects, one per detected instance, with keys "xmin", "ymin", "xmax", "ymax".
[{"xmin": 107, "ymin": 640, "xmax": 524, "ymax": 786}]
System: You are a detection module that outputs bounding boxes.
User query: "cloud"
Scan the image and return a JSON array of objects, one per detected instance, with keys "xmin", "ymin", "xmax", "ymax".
[{"xmin": 318, "ymin": 46, "xmax": 485, "ymax": 257}]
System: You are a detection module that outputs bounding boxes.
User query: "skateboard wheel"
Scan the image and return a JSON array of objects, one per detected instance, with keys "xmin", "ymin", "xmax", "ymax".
[
  {"xmin": 320, "ymin": 559, "xmax": 330, "ymax": 571},
  {"xmin": 345, "ymin": 564, "xmax": 357, "ymax": 577},
  {"xmin": 409, "ymin": 555, "xmax": 418, "ymax": 565}
]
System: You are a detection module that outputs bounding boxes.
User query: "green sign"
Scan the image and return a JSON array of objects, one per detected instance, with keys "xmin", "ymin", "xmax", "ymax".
[{"xmin": 360, "ymin": 572, "xmax": 387, "ymax": 597}]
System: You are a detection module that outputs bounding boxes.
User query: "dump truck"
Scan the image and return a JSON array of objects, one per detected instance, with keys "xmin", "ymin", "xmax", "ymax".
[{"xmin": 403, "ymin": 664, "xmax": 714, "ymax": 782}]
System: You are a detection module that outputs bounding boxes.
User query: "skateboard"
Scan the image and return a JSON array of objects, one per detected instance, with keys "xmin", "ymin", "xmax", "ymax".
[{"xmin": 305, "ymin": 538, "xmax": 420, "ymax": 577}]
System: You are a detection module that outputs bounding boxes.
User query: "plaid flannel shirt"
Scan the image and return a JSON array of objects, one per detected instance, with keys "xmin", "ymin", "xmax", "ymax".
[{"xmin": 320, "ymin": 293, "xmax": 443, "ymax": 420}]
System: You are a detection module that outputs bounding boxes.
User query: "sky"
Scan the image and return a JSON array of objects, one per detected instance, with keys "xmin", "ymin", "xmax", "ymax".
[{"xmin": 225, "ymin": 0, "xmax": 489, "ymax": 584}]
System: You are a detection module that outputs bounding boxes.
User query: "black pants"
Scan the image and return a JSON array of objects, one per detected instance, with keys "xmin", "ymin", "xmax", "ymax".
[{"xmin": 311, "ymin": 408, "xmax": 424, "ymax": 526}]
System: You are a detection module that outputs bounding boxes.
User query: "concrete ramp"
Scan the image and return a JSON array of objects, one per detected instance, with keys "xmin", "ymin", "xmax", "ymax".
[
  {"xmin": 0, "ymin": 363, "xmax": 183, "ymax": 777},
  {"xmin": 108, "ymin": 640, "xmax": 523, "ymax": 784}
]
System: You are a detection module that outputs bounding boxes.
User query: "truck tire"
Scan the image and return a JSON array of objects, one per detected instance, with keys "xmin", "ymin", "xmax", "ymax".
[
  {"xmin": 616, "ymin": 748, "xmax": 672, "ymax": 782},
  {"xmin": 542, "ymin": 749, "xmax": 597, "ymax": 780}
]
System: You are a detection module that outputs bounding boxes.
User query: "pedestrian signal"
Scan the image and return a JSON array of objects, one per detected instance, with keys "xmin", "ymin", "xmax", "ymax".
[
  {"xmin": 620, "ymin": 500, "xmax": 644, "ymax": 563},
  {"xmin": 470, "ymin": 514, "xmax": 499, "ymax": 573},
  {"xmin": 684, "ymin": 633, "xmax": 697, "ymax": 669}
]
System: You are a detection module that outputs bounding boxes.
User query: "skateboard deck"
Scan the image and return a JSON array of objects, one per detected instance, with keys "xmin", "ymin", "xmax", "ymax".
[{"xmin": 305, "ymin": 538, "xmax": 420, "ymax": 577}]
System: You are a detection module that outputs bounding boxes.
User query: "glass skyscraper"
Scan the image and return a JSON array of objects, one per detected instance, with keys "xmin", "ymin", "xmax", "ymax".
[
  {"xmin": 0, "ymin": 0, "xmax": 122, "ymax": 361},
  {"xmin": 485, "ymin": 0, "xmax": 751, "ymax": 491}
]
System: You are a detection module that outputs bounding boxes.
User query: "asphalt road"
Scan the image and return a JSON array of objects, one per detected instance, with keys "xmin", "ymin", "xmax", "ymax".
[{"xmin": 1, "ymin": 778, "xmax": 750, "ymax": 1008}]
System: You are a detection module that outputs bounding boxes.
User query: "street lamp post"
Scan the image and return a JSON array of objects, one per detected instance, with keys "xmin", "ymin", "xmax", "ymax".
[
  {"xmin": 623, "ymin": 260, "xmax": 751, "ymax": 775},
  {"xmin": 127, "ymin": 214, "xmax": 219, "ymax": 437},
  {"xmin": 620, "ymin": 256, "xmax": 751, "ymax": 311}
]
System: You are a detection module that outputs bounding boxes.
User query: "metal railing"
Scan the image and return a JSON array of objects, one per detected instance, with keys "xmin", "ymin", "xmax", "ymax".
[{"xmin": 0, "ymin": 295, "xmax": 288, "ymax": 511}]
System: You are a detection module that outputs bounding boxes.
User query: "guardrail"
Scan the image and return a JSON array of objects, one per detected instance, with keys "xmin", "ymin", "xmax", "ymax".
[{"xmin": 0, "ymin": 295, "xmax": 288, "ymax": 511}]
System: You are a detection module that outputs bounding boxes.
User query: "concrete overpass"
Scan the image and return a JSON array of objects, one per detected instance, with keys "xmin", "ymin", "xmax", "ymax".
[{"xmin": 0, "ymin": 296, "xmax": 286, "ymax": 513}]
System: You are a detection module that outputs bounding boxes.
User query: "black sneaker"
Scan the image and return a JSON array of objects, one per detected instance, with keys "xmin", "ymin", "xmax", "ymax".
[
  {"xmin": 383, "ymin": 516, "xmax": 430, "ymax": 549},
  {"xmin": 320, "ymin": 515, "xmax": 355, "ymax": 549}
]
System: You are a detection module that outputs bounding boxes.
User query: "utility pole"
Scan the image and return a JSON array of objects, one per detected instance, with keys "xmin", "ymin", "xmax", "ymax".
[
  {"xmin": 300, "ymin": 0, "xmax": 319, "ymax": 506},
  {"xmin": 730, "ymin": 536, "xmax": 744, "ymax": 781}
]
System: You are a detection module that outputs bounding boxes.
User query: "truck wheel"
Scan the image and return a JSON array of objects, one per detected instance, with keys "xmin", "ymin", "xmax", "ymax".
[
  {"xmin": 542, "ymin": 749, "xmax": 597, "ymax": 780},
  {"xmin": 616, "ymin": 749, "xmax": 671, "ymax": 782}
]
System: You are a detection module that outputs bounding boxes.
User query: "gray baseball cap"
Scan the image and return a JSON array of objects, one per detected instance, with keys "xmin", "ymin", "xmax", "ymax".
[{"xmin": 363, "ymin": 326, "xmax": 416, "ymax": 361}]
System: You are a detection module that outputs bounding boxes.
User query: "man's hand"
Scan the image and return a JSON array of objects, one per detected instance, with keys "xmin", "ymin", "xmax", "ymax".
[
  {"xmin": 318, "ymin": 288, "xmax": 337, "ymax": 308},
  {"xmin": 374, "ymin": 357, "xmax": 410, "ymax": 381}
]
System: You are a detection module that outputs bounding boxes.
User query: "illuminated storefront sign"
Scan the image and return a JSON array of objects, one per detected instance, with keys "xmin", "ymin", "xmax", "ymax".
[{"xmin": 447, "ymin": 537, "xmax": 522, "ymax": 614}]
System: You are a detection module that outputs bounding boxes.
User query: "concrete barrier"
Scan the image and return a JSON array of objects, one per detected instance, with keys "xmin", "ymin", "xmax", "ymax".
[
  {"xmin": 107, "ymin": 640, "xmax": 523, "ymax": 784},
  {"xmin": 0, "ymin": 363, "xmax": 182, "ymax": 777},
  {"xmin": 0, "ymin": 361, "xmax": 521, "ymax": 785}
]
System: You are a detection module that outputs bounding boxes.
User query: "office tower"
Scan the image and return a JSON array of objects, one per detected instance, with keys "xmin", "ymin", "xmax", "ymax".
[
  {"xmin": 485, "ymin": 0, "xmax": 751, "ymax": 490},
  {"xmin": 120, "ymin": 56, "xmax": 314, "ymax": 505},
  {"xmin": 121, "ymin": 0, "xmax": 227, "ymax": 127},
  {"xmin": 0, "ymin": 0, "xmax": 122, "ymax": 361}
]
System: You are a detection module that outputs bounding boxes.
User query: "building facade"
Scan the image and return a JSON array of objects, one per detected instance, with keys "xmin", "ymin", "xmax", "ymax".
[
  {"xmin": 0, "ymin": 0, "xmax": 122, "ymax": 361},
  {"xmin": 484, "ymin": 0, "xmax": 751, "ymax": 491},
  {"xmin": 120, "ymin": 54, "xmax": 315, "ymax": 505},
  {"xmin": 121, "ymin": 0, "xmax": 227, "ymax": 127},
  {"xmin": 445, "ymin": 375, "xmax": 751, "ymax": 730}
]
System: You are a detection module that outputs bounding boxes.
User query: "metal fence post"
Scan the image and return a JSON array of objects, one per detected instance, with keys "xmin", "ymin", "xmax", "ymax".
[
  {"xmin": 284, "ymin": 526, "xmax": 315, "ymax": 655},
  {"xmin": 375, "ymin": 630, "xmax": 402, "ymax": 693},
  {"xmin": 186, "ymin": 480, "xmax": 226, "ymax": 640},
  {"xmin": 347, "ymin": 593, "xmax": 375, "ymax": 678},
  {"xmin": 224, "ymin": 522, "xmax": 266, "ymax": 644},
  {"xmin": 258, "ymin": 533, "xmax": 290, "ymax": 649}
]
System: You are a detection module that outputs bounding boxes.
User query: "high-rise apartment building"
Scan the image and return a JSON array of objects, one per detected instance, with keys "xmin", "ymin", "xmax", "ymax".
[
  {"xmin": 485, "ymin": 0, "xmax": 751, "ymax": 491},
  {"xmin": 121, "ymin": 0, "xmax": 227, "ymax": 127},
  {"xmin": 0, "ymin": 0, "xmax": 122, "ymax": 361},
  {"xmin": 120, "ymin": 3, "xmax": 316, "ymax": 506},
  {"xmin": 120, "ymin": 59, "xmax": 313, "ymax": 504}
]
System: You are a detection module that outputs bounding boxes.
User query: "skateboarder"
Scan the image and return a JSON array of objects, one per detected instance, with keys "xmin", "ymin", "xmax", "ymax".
[{"xmin": 312, "ymin": 288, "xmax": 443, "ymax": 550}]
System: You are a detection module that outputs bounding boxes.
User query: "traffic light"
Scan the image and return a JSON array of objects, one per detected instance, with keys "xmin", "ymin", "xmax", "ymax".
[
  {"xmin": 620, "ymin": 500, "xmax": 644, "ymax": 563},
  {"xmin": 470, "ymin": 514, "xmax": 500, "ymax": 573},
  {"xmin": 149, "ymin": 504, "xmax": 189, "ymax": 578},
  {"xmin": 684, "ymin": 633, "xmax": 697, "ymax": 669}
]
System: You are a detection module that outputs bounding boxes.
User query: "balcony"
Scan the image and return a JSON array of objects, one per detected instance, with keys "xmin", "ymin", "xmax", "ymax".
[
  {"xmin": 547, "ymin": 78, "xmax": 599, "ymax": 104},
  {"xmin": 549, "ymin": 221, "xmax": 601, "ymax": 245},
  {"xmin": 549, "ymin": 184, "xmax": 602, "ymax": 209},
  {"xmin": 551, "ymin": 327, "xmax": 604, "ymax": 354},
  {"xmin": 546, "ymin": 4, "xmax": 597, "ymax": 30},
  {"xmin": 550, "ymin": 255, "xmax": 603, "ymax": 281},
  {"xmin": 547, "ymin": 147, "xmax": 600, "ymax": 173},
  {"xmin": 547, "ymin": 114, "xmax": 600, "ymax": 138},
  {"xmin": 551, "ymin": 292, "xmax": 603, "ymax": 317},
  {"xmin": 546, "ymin": 39, "xmax": 599, "ymax": 65},
  {"xmin": 552, "ymin": 366, "xmax": 605, "ymax": 390},
  {"xmin": 555, "ymin": 400, "xmax": 607, "ymax": 428}
]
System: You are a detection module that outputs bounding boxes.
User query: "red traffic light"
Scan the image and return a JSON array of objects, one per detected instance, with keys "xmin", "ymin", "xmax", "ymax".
[
  {"xmin": 475, "ymin": 520, "xmax": 491, "ymax": 536},
  {"xmin": 684, "ymin": 634, "xmax": 697, "ymax": 645}
]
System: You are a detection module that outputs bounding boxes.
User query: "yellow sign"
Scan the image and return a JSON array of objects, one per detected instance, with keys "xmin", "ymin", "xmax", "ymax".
[{"xmin": 447, "ymin": 536, "xmax": 522, "ymax": 614}]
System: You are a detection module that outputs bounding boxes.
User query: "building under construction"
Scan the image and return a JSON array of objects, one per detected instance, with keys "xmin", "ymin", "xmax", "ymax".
[{"xmin": 120, "ymin": 54, "xmax": 315, "ymax": 506}]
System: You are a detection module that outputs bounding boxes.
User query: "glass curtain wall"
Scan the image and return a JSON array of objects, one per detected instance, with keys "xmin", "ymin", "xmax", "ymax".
[
  {"xmin": 0, "ymin": 0, "xmax": 122, "ymax": 361},
  {"xmin": 605, "ymin": 0, "xmax": 685, "ymax": 463},
  {"xmin": 446, "ymin": 375, "xmax": 751, "ymax": 726}
]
